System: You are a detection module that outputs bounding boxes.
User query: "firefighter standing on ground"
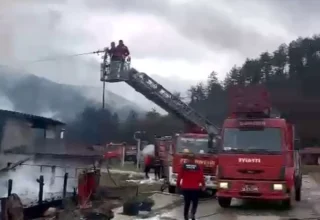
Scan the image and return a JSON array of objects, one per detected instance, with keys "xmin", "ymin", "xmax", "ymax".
[
  {"xmin": 144, "ymin": 154, "xmax": 152, "ymax": 179},
  {"xmin": 153, "ymin": 153, "xmax": 162, "ymax": 180},
  {"xmin": 176, "ymin": 149, "xmax": 205, "ymax": 220}
]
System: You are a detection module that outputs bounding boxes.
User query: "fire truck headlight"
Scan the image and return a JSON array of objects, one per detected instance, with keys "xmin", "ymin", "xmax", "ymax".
[
  {"xmin": 272, "ymin": 184, "xmax": 283, "ymax": 191},
  {"xmin": 219, "ymin": 182, "xmax": 229, "ymax": 189}
]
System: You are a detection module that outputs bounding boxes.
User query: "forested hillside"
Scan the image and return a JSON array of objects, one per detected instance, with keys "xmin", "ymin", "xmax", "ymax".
[
  {"xmin": 0, "ymin": 70, "xmax": 143, "ymax": 120},
  {"xmin": 66, "ymin": 35, "xmax": 320, "ymax": 147}
]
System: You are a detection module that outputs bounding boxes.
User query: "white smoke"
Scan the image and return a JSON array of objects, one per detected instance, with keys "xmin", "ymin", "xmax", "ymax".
[
  {"xmin": 1, "ymin": 163, "xmax": 76, "ymax": 201},
  {"xmin": 39, "ymin": 110, "xmax": 58, "ymax": 118},
  {"xmin": 0, "ymin": 95, "xmax": 14, "ymax": 111},
  {"xmin": 142, "ymin": 144, "xmax": 155, "ymax": 156}
]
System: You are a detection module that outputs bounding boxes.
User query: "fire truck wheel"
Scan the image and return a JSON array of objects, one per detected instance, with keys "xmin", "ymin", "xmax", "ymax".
[
  {"xmin": 168, "ymin": 186, "xmax": 176, "ymax": 194},
  {"xmin": 210, "ymin": 189, "xmax": 217, "ymax": 196},
  {"xmin": 282, "ymin": 187, "xmax": 295, "ymax": 209},
  {"xmin": 110, "ymin": 157, "xmax": 121, "ymax": 165},
  {"xmin": 295, "ymin": 186, "xmax": 301, "ymax": 201},
  {"xmin": 217, "ymin": 197, "xmax": 231, "ymax": 208}
]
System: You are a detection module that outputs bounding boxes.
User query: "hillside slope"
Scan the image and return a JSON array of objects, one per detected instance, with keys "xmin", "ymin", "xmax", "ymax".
[{"xmin": 0, "ymin": 69, "xmax": 143, "ymax": 121}]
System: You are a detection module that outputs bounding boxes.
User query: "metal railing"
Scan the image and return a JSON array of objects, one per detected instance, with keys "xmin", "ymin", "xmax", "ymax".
[{"xmin": 100, "ymin": 57, "xmax": 131, "ymax": 82}]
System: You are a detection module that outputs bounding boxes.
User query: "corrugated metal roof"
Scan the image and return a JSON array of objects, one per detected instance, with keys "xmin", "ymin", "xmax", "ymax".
[{"xmin": 0, "ymin": 109, "xmax": 65, "ymax": 126}]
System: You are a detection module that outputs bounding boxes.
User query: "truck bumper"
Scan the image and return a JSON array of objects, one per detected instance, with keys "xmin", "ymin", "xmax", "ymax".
[
  {"xmin": 168, "ymin": 166, "xmax": 217, "ymax": 189},
  {"xmin": 216, "ymin": 179, "xmax": 289, "ymax": 200}
]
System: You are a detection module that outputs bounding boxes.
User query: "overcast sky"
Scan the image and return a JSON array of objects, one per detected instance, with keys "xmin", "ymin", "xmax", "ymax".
[{"xmin": 0, "ymin": 0, "xmax": 319, "ymax": 97}]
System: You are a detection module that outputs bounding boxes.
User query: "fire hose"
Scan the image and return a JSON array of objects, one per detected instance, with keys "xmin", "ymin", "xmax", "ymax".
[
  {"xmin": 104, "ymin": 159, "xmax": 118, "ymax": 187},
  {"xmin": 99, "ymin": 157, "xmax": 139, "ymax": 195}
]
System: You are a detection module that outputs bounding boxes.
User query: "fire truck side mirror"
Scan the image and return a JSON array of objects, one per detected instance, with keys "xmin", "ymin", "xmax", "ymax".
[
  {"xmin": 208, "ymin": 141, "xmax": 213, "ymax": 149},
  {"xmin": 208, "ymin": 134, "xmax": 214, "ymax": 149},
  {"xmin": 294, "ymin": 139, "xmax": 300, "ymax": 150}
]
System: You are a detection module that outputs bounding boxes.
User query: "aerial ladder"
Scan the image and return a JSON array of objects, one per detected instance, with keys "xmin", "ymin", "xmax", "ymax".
[{"xmin": 99, "ymin": 51, "xmax": 219, "ymax": 136}]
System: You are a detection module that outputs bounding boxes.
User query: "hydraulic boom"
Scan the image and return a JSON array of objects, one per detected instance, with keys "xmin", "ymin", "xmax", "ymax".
[{"xmin": 100, "ymin": 55, "xmax": 219, "ymax": 135}]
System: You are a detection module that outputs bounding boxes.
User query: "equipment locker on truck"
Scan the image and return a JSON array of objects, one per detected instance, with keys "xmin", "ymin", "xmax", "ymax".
[
  {"xmin": 216, "ymin": 85, "xmax": 302, "ymax": 209},
  {"xmin": 100, "ymin": 51, "xmax": 220, "ymax": 193}
]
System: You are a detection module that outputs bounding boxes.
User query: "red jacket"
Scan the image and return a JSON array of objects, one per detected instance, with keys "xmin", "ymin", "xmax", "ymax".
[
  {"xmin": 144, "ymin": 155, "xmax": 152, "ymax": 166},
  {"xmin": 114, "ymin": 45, "xmax": 130, "ymax": 58},
  {"xmin": 176, "ymin": 162, "xmax": 205, "ymax": 190}
]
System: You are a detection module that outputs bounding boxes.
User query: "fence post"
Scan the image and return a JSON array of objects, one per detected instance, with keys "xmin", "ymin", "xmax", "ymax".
[
  {"xmin": 1, "ymin": 198, "xmax": 7, "ymax": 220},
  {"xmin": 37, "ymin": 175, "xmax": 44, "ymax": 204},
  {"xmin": 121, "ymin": 146, "xmax": 125, "ymax": 167},
  {"xmin": 7, "ymin": 179, "xmax": 12, "ymax": 196},
  {"xmin": 63, "ymin": 173, "xmax": 68, "ymax": 198},
  {"xmin": 50, "ymin": 166, "xmax": 56, "ymax": 186}
]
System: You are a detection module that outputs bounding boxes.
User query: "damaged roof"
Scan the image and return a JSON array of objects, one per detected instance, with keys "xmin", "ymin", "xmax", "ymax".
[{"xmin": 0, "ymin": 109, "xmax": 65, "ymax": 128}]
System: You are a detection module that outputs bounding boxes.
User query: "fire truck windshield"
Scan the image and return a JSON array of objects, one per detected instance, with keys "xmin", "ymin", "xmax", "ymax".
[
  {"xmin": 222, "ymin": 128, "xmax": 282, "ymax": 153},
  {"xmin": 176, "ymin": 137, "xmax": 209, "ymax": 153}
]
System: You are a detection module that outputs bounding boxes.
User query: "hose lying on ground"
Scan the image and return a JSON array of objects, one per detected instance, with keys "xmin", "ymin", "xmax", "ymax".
[{"xmin": 101, "ymin": 158, "xmax": 118, "ymax": 187}]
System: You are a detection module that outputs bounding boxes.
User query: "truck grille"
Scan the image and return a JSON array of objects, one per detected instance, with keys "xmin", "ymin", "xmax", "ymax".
[
  {"xmin": 239, "ymin": 192, "xmax": 262, "ymax": 197},
  {"xmin": 203, "ymin": 167, "xmax": 214, "ymax": 175}
]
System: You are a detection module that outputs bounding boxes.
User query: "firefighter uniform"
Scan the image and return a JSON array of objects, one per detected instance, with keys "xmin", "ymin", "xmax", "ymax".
[
  {"xmin": 153, "ymin": 155, "xmax": 162, "ymax": 180},
  {"xmin": 177, "ymin": 154, "xmax": 205, "ymax": 220},
  {"xmin": 144, "ymin": 155, "xmax": 152, "ymax": 179}
]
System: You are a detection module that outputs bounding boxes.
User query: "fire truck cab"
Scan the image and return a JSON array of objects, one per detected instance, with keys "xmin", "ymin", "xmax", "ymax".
[
  {"xmin": 216, "ymin": 85, "xmax": 302, "ymax": 209},
  {"xmin": 103, "ymin": 142, "xmax": 125, "ymax": 163},
  {"xmin": 168, "ymin": 130, "xmax": 218, "ymax": 194}
]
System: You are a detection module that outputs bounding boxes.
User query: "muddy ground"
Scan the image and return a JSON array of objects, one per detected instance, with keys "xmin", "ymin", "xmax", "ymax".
[{"xmin": 47, "ymin": 171, "xmax": 165, "ymax": 220}]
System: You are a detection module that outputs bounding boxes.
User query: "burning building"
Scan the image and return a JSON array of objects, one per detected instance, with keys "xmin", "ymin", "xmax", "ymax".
[{"xmin": 0, "ymin": 109, "xmax": 65, "ymax": 154}]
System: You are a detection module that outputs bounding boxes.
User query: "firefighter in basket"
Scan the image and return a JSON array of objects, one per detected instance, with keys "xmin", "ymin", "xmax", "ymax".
[
  {"xmin": 177, "ymin": 149, "xmax": 205, "ymax": 220},
  {"xmin": 104, "ymin": 40, "xmax": 131, "ymax": 79}
]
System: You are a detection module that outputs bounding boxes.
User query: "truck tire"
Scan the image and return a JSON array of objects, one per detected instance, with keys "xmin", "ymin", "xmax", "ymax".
[
  {"xmin": 295, "ymin": 186, "xmax": 301, "ymax": 201},
  {"xmin": 295, "ymin": 175, "xmax": 302, "ymax": 201},
  {"xmin": 110, "ymin": 157, "xmax": 121, "ymax": 165},
  {"xmin": 218, "ymin": 197, "xmax": 231, "ymax": 208},
  {"xmin": 127, "ymin": 155, "xmax": 136, "ymax": 162},
  {"xmin": 282, "ymin": 198, "xmax": 291, "ymax": 209},
  {"xmin": 282, "ymin": 187, "xmax": 295, "ymax": 209},
  {"xmin": 210, "ymin": 189, "xmax": 217, "ymax": 196},
  {"xmin": 168, "ymin": 185, "xmax": 176, "ymax": 194}
]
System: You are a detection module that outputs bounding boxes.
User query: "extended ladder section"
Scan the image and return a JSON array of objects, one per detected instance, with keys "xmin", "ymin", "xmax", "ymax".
[{"xmin": 100, "ymin": 59, "xmax": 219, "ymax": 135}]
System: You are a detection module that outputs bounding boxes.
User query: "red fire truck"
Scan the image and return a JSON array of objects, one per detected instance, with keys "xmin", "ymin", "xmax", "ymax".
[
  {"xmin": 166, "ymin": 132, "xmax": 218, "ymax": 193},
  {"xmin": 103, "ymin": 142, "xmax": 138, "ymax": 163},
  {"xmin": 100, "ymin": 55, "xmax": 220, "ymax": 193},
  {"xmin": 216, "ymin": 85, "xmax": 302, "ymax": 209},
  {"xmin": 103, "ymin": 142, "xmax": 125, "ymax": 163}
]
